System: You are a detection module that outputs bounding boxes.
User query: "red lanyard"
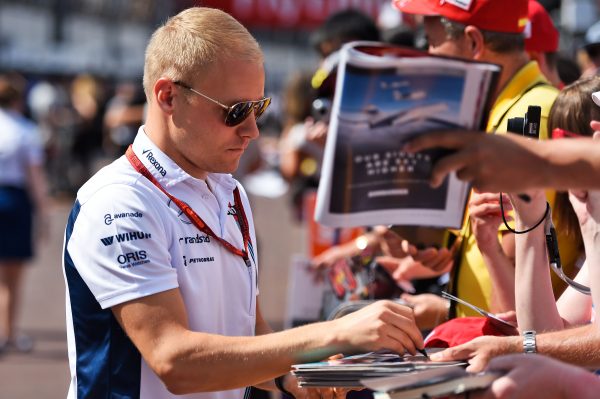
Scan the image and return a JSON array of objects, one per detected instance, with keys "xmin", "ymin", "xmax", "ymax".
[{"xmin": 126, "ymin": 145, "xmax": 252, "ymax": 267}]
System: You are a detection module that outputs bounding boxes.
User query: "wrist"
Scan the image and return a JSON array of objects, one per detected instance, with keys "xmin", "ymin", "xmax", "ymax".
[{"xmin": 522, "ymin": 330, "xmax": 537, "ymax": 354}]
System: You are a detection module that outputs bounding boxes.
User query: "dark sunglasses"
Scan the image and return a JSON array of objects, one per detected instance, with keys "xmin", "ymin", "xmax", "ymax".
[{"xmin": 174, "ymin": 81, "xmax": 271, "ymax": 127}]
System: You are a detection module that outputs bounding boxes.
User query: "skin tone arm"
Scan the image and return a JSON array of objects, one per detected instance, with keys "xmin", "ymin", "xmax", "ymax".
[
  {"xmin": 472, "ymin": 354, "xmax": 600, "ymax": 399},
  {"xmin": 570, "ymin": 191, "xmax": 600, "ymax": 325},
  {"xmin": 509, "ymin": 190, "xmax": 564, "ymax": 331},
  {"xmin": 430, "ymin": 323, "xmax": 600, "ymax": 372},
  {"xmin": 404, "ymin": 129, "xmax": 600, "ymax": 192},
  {"xmin": 469, "ymin": 192, "xmax": 517, "ymax": 313},
  {"xmin": 253, "ymin": 304, "xmax": 349, "ymax": 399},
  {"xmin": 111, "ymin": 289, "xmax": 423, "ymax": 395}
]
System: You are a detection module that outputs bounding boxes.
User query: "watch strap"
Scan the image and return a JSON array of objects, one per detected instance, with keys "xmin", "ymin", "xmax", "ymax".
[{"xmin": 523, "ymin": 330, "xmax": 537, "ymax": 354}]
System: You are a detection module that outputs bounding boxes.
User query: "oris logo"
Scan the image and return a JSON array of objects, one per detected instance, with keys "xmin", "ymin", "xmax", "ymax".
[
  {"xmin": 117, "ymin": 250, "xmax": 149, "ymax": 268},
  {"xmin": 142, "ymin": 149, "xmax": 167, "ymax": 177}
]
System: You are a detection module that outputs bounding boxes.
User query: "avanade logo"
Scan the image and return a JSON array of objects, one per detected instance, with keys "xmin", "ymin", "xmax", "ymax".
[{"xmin": 104, "ymin": 212, "xmax": 143, "ymax": 225}]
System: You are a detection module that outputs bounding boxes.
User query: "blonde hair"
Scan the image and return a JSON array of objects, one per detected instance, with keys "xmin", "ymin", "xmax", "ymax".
[{"xmin": 143, "ymin": 7, "xmax": 263, "ymax": 101}]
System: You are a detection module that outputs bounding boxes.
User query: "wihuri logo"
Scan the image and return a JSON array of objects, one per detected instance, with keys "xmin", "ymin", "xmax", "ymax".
[{"xmin": 101, "ymin": 231, "xmax": 151, "ymax": 246}]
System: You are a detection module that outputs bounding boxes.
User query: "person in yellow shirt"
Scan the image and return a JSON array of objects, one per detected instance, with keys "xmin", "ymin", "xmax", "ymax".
[{"xmin": 392, "ymin": 0, "xmax": 581, "ymax": 325}]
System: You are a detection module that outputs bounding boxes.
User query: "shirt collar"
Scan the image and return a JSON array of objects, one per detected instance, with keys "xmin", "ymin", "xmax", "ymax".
[
  {"xmin": 131, "ymin": 126, "xmax": 237, "ymax": 191},
  {"xmin": 486, "ymin": 61, "xmax": 550, "ymax": 133}
]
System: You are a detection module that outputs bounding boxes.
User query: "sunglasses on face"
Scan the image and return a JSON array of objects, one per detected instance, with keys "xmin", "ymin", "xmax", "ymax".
[{"xmin": 174, "ymin": 81, "xmax": 271, "ymax": 127}]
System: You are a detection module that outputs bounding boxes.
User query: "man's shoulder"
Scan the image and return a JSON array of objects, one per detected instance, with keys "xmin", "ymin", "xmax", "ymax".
[{"xmin": 76, "ymin": 156, "xmax": 148, "ymax": 205}]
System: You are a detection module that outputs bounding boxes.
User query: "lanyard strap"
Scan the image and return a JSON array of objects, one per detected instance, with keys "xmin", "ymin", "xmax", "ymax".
[{"xmin": 125, "ymin": 145, "xmax": 251, "ymax": 267}]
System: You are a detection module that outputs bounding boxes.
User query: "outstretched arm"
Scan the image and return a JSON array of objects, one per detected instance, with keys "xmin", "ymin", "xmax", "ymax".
[
  {"xmin": 112, "ymin": 290, "xmax": 422, "ymax": 394},
  {"xmin": 430, "ymin": 323, "xmax": 600, "ymax": 372},
  {"xmin": 405, "ymin": 131, "xmax": 600, "ymax": 192}
]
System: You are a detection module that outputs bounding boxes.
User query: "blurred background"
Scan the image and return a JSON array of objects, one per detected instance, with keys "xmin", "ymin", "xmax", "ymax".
[{"xmin": 1, "ymin": 0, "xmax": 600, "ymax": 397}]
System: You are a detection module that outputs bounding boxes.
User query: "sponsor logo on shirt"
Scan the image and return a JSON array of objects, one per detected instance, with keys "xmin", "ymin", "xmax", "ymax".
[
  {"xmin": 183, "ymin": 255, "xmax": 215, "ymax": 266},
  {"xmin": 142, "ymin": 149, "xmax": 167, "ymax": 177},
  {"xmin": 167, "ymin": 199, "xmax": 192, "ymax": 224},
  {"xmin": 179, "ymin": 234, "xmax": 211, "ymax": 245},
  {"xmin": 101, "ymin": 231, "xmax": 152, "ymax": 246},
  {"xmin": 104, "ymin": 212, "xmax": 143, "ymax": 225},
  {"xmin": 117, "ymin": 250, "xmax": 149, "ymax": 268}
]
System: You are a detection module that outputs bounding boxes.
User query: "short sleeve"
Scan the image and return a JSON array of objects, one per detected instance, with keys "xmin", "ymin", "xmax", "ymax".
[{"xmin": 66, "ymin": 183, "xmax": 178, "ymax": 309}]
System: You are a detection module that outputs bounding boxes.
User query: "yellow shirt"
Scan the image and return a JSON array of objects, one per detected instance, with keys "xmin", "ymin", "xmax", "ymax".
[{"xmin": 454, "ymin": 62, "xmax": 580, "ymax": 317}]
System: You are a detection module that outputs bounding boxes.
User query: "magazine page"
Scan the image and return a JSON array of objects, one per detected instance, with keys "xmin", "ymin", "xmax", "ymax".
[
  {"xmin": 291, "ymin": 350, "xmax": 466, "ymax": 388},
  {"xmin": 315, "ymin": 41, "xmax": 500, "ymax": 229},
  {"xmin": 366, "ymin": 369, "xmax": 501, "ymax": 399}
]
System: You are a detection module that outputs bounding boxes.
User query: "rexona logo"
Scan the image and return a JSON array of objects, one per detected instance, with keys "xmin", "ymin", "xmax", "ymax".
[
  {"xmin": 117, "ymin": 250, "xmax": 149, "ymax": 268},
  {"xmin": 142, "ymin": 149, "xmax": 167, "ymax": 177},
  {"xmin": 104, "ymin": 212, "xmax": 143, "ymax": 225},
  {"xmin": 101, "ymin": 231, "xmax": 152, "ymax": 246},
  {"xmin": 179, "ymin": 234, "xmax": 211, "ymax": 245}
]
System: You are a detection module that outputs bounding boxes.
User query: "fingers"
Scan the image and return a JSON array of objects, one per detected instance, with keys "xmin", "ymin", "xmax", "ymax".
[
  {"xmin": 404, "ymin": 130, "xmax": 477, "ymax": 153},
  {"xmin": 401, "ymin": 239, "xmax": 418, "ymax": 256},
  {"xmin": 413, "ymin": 247, "xmax": 452, "ymax": 272},
  {"xmin": 429, "ymin": 344, "xmax": 472, "ymax": 362},
  {"xmin": 379, "ymin": 302, "xmax": 424, "ymax": 352}
]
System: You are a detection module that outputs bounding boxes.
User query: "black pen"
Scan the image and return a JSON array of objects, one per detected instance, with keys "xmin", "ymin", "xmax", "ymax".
[{"xmin": 418, "ymin": 348, "xmax": 430, "ymax": 360}]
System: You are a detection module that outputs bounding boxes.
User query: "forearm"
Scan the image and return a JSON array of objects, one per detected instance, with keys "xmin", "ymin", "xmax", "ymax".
[
  {"xmin": 541, "ymin": 139, "xmax": 600, "ymax": 191},
  {"xmin": 479, "ymin": 239, "xmax": 516, "ymax": 313},
  {"xmin": 515, "ymin": 226, "xmax": 563, "ymax": 331},
  {"xmin": 536, "ymin": 324, "xmax": 600, "ymax": 368},
  {"xmin": 157, "ymin": 320, "xmax": 341, "ymax": 394}
]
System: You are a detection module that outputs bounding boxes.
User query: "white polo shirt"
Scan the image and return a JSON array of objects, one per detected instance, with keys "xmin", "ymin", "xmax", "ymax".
[
  {"xmin": 63, "ymin": 127, "xmax": 258, "ymax": 399},
  {"xmin": 0, "ymin": 108, "xmax": 44, "ymax": 187}
]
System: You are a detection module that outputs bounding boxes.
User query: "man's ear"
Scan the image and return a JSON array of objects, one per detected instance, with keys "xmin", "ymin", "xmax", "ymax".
[
  {"xmin": 464, "ymin": 26, "xmax": 485, "ymax": 60},
  {"xmin": 154, "ymin": 78, "xmax": 176, "ymax": 114}
]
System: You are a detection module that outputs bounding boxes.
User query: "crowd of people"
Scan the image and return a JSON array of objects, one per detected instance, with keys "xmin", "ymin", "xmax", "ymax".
[{"xmin": 4, "ymin": 0, "xmax": 600, "ymax": 398}]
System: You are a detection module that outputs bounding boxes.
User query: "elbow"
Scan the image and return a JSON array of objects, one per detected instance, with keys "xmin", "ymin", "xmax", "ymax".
[
  {"xmin": 151, "ymin": 351, "xmax": 201, "ymax": 395},
  {"xmin": 154, "ymin": 359, "xmax": 190, "ymax": 395}
]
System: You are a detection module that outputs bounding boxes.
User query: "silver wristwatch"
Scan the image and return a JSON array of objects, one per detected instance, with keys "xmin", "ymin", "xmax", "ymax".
[{"xmin": 523, "ymin": 330, "xmax": 537, "ymax": 354}]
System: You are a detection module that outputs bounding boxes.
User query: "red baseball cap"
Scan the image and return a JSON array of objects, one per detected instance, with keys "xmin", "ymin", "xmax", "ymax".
[
  {"xmin": 524, "ymin": 0, "xmax": 559, "ymax": 53},
  {"xmin": 393, "ymin": 0, "xmax": 529, "ymax": 34}
]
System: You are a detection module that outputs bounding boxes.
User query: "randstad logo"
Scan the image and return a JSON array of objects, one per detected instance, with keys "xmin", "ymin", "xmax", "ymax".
[
  {"xmin": 104, "ymin": 212, "xmax": 143, "ymax": 225},
  {"xmin": 142, "ymin": 149, "xmax": 167, "ymax": 177},
  {"xmin": 117, "ymin": 250, "xmax": 149, "ymax": 268},
  {"xmin": 179, "ymin": 234, "xmax": 211, "ymax": 245},
  {"xmin": 101, "ymin": 231, "xmax": 151, "ymax": 246}
]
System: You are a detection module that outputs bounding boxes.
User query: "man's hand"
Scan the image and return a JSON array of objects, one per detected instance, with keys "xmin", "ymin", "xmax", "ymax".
[
  {"xmin": 429, "ymin": 335, "xmax": 520, "ymax": 372},
  {"xmin": 304, "ymin": 119, "xmax": 329, "ymax": 148},
  {"xmin": 471, "ymin": 354, "xmax": 599, "ymax": 399},
  {"xmin": 400, "ymin": 293, "xmax": 449, "ymax": 330},
  {"xmin": 332, "ymin": 300, "xmax": 423, "ymax": 355},
  {"xmin": 404, "ymin": 132, "xmax": 547, "ymax": 192},
  {"xmin": 469, "ymin": 192, "xmax": 511, "ymax": 251},
  {"xmin": 379, "ymin": 229, "xmax": 453, "ymax": 273}
]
